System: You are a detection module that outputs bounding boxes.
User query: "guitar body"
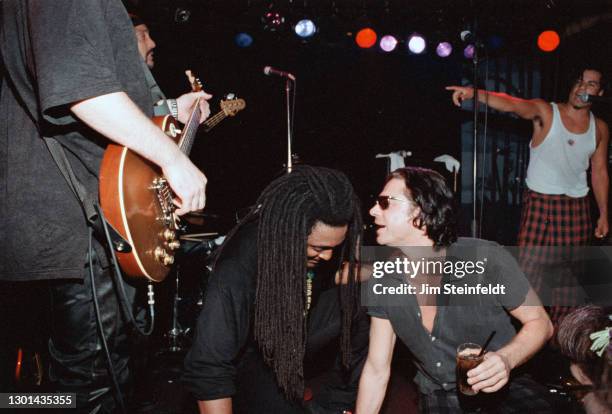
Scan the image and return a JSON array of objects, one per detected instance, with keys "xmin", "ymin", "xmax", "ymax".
[
  {"xmin": 99, "ymin": 73, "xmax": 245, "ymax": 282},
  {"xmin": 99, "ymin": 115, "xmax": 180, "ymax": 282}
]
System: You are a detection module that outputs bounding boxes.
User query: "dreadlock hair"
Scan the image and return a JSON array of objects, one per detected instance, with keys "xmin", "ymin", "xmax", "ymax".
[
  {"xmin": 251, "ymin": 165, "xmax": 362, "ymax": 401},
  {"xmin": 387, "ymin": 167, "xmax": 457, "ymax": 248}
]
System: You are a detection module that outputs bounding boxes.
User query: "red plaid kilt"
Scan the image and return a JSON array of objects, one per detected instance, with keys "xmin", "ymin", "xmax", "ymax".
[{"xmin": 517, "ymin": 190, "xmax": 592, "ymax": 327}]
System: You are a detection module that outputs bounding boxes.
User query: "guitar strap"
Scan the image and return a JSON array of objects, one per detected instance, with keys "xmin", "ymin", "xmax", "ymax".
[
  {"xmin": 42, "ymin": 137, "xmax": 131, "ymax": 252},
  {"xmin": 37, "ymin": 62, "xmax": 166, "ymax": 250},
  {"xmin": 141, "ymin": 59, "xmax": 173, "ymax": 117},
  {"xmin": 42, "ymin": 137, "xmax": 102, "ymax": 233}
]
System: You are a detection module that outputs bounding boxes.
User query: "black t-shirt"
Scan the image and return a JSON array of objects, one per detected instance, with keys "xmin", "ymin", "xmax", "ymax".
[
  {"xmin": 182, "ymin": 221, "xmax": 368, "ymax": 407},
  {"xmin": 0, "ymin": 0, "xmax": 152, "ymax": 280}
]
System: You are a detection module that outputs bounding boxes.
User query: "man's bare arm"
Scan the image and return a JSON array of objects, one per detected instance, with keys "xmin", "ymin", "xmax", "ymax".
[
  {"xmin": 445, "ymin": 86, "xmax": 550, "ymax": 122},
  {"xmin": 71, "ymin": 91, "xmax": 207, "ymax": 215},
  {"xmin": 355, "ymin": 317, "xmax": 396, "ymax": 414},
  {"xmin": 198, "ymin": 398, "xmax": 232, "ymax": 414},
  {"xmin": 468, "ymin": 290, "xmax": 553, "ymax": 393},
  {"xmin": 591, "ymin": 119, "xmax": 610, "ymax": 238}
]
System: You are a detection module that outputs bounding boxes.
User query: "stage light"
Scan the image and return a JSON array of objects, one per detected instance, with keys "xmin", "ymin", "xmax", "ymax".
[
  {"xmin": 262, "ymin": 10, "xmax": 285, "ymax": 32},
  {"xmin": 380, "ymin": 35, "xmax": 398, "ymax": 52},
  {"xmin": 463, "ymin": 44, "xmax": 475, "ymax": 59},
  {"xmin": 537, "ymin": 30, "xmax": 560, "ymax": 52},
  {"xmin": 174, "ymin": 8, "xmax": 191, "ymax": 23},
  {"xmin": 407, "ymin": 34, "xmax": 426, "ymax": 54},
  {"xmin": 488, "ymin": 35, "xmax": 504, "ymax": 50},
  {"xmin": 294, "ymin": 19, "xmax": 317, "ymax": 38},
  {"xmin": 436, "ymin": 42, "xmax": 452, "ymax": 57},
  {"xmin": 356, "ymin": 28, "xmax": 377, "ymax": 49},
  {"xmin": 235, "ymin": 33, "xmax": 253, "ymax": 48}
]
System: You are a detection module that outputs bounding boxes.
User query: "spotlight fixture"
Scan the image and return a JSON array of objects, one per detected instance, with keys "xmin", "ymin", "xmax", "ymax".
[
  {"xmin": 436, "ymin": 41, "xmax": 452, "ymax": 57},
  {"xmin": 487, "ymin": 35, "xmax": 504, "ymax": 50},
  {"xmin": 174, "ymin": 8, "xmax": 191, "ymax": 24},
  {"xmin": 537, "ymin": 30, "xmax": 560, "ymax": 52},
  {"xmin": 262, "ymin": 10, "xmax": 285, "ymax": 32},
  {"xmin": 463, "ymin": 44, "xmax": 475, "ymax": 59},
  {"xmin": 294, "ymin": 19, "xmax": 317, "ymax": 38},
  {"xmin": 235, "ymin": 33, "xmax": 254, "ymax": 48},
  {"xmin": 407, "ymin": 33, "xmax": 426, "ymax": 54},
  {"xmin": 379, "ymin": 35, "xmax": 398, "ymax": 52},
  {"xmin": 355, "ymin": 28, "xmax": 377, "ymax": 49}
]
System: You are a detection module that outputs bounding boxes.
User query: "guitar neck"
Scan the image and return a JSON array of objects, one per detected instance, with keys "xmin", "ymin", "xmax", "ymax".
[
  {"xmin": 177, "ymin": 98, "xmax": 202, "ymax": 155},
  {"xmin": 178, "ymin": 101, "xmax": 228, "ymax": 155},
  {"xmin": 202, "ymin": 109, "xmax": 229, "ymax": 132}
]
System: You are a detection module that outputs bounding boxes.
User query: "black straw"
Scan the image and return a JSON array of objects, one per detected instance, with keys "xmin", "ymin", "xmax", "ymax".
[{"xmin": 478, "ymin": 331, "xmax": 496, "ymax": 357}]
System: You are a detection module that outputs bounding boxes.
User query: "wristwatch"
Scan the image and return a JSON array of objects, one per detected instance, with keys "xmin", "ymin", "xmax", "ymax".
[{"xmin": 167, "ymin": 99, "xmax": 179, "ymax": 119}]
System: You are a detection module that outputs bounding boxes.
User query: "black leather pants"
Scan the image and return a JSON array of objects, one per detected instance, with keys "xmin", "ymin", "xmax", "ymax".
[{"xmin": 47, "ymin": 247, "xmax": 137, "ymax": 414}]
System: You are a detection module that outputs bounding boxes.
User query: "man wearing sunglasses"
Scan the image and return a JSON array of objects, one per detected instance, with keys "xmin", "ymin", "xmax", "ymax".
[
  {"xmin": 356, "ymin": 167, "xmax": 554, "ymax": 413},
  {"xmin": 183, "ymin": 165, "xmax": 369, "ymax": 414}
]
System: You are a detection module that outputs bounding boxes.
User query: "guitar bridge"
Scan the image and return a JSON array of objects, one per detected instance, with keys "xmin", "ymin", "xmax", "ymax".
[{"xmin": 151, "ymin": 177, "xmax": 176, "ymax": 227}]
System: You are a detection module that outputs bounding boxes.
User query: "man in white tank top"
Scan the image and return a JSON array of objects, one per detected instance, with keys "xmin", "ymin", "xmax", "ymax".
[
  {"xmin": 446, "ymin": 68, "xmax": 609, "ymax": 241},
  {"xmin": 446, "ymin": 68, "xmax": 609, "ymax": 327}
]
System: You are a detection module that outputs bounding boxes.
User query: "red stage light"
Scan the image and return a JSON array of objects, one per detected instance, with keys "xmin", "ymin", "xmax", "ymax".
[
  {"xmin": 537, "ymin": 30, "xmax": 560, "ymax": 52},
  {"xmin": 356, "ymin": 28, "xmax": 377, "ymax": 49}
]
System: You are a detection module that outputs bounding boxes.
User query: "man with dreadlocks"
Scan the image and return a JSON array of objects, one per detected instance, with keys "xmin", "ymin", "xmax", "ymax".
[{"xmin": 183, "ymin": 165, "xmax": 369, "ymax": 413}]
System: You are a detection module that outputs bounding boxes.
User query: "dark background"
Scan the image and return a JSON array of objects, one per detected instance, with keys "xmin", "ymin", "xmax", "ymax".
[
  {"xmin": 2, "ymin": 2, "xmax": 611, "ymax": 410},
  {"xmin": 132, "ymin": 0, "xmax": 612, "ymax": 243}
]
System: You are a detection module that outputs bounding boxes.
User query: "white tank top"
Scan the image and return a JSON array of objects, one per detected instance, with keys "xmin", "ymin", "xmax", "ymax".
[{"xmin": 525, "ymin": 103, "xmax": 596, "ymax": 197}]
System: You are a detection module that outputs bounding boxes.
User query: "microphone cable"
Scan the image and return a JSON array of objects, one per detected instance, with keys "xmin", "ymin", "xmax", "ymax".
[
  {"xmin": 95, "ymin": 203, "xmax": 155, "ymax": 337},
  {"xmin": 88, "ymin": 227, "xmax": 127, "ymax": 414},
  {"xmin": 86, "ymin": 204, "xmax": 157, "ymax": 414}
]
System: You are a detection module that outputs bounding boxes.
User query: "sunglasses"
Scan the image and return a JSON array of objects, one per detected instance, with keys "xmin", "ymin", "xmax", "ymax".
[{"xmin": 376, "ymin": 195, "xmax": 412, "ymax": 210}]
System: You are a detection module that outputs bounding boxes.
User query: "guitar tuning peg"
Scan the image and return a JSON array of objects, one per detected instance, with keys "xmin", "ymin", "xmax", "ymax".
[{"xmin": 224, "ymin": 93, "xmax": 236, "ymax": 100}]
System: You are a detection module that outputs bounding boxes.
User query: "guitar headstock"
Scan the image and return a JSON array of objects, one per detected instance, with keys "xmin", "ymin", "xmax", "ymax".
[
  {"xmin": 185, "ymin": 70, "xmax": 203, "ymax": 92},
  {"xmin": 220, "ymin": 95, "xmax": 246, "ymax": 117}
]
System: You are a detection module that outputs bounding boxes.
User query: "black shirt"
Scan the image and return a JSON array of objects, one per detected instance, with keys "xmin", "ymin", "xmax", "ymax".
[
  {"xmin": 367, "ymin": 238, "xmax": 531, "ymax": 394},
  {"xmin": 0, "ymin": 0, "xmax": 152, "ymax": 280},
  {"xmin": 183, "ymin": 221, "xmax": 367, "ymax": 405}
]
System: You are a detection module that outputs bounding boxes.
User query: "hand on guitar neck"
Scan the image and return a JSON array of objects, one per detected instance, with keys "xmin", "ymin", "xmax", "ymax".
[{"xmin": 175, "ymin": 90, "xmax": 213, "ymax": 125}]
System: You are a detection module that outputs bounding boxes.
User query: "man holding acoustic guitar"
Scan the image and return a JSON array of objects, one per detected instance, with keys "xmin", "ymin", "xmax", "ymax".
[{"xmin": 0, "ymin": 0, "xmax": 211, "ymax": 412}]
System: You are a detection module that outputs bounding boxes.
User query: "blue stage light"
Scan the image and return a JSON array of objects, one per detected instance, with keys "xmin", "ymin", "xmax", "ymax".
[
  {"xmin": 235, "ymin": 32, "xmax": 253, "ymax": 48},
  {"xmin": 294, "ymin": 19, "xmax": 317, "ymax": 38}
]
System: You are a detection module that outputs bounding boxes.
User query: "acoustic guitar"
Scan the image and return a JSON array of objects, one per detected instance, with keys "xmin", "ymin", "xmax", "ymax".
[{"xmin": 99, "ymin": 71, "xmax": 245, "ymax": 282}]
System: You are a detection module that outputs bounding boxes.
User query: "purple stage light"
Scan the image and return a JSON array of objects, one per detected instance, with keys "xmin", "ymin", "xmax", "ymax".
[
  {"xmin": 436, "ymin": 42, "xmax": 452, "ymax": 57},
  {"xmin": 464, "ymin": 44, "xmax": 475, "ymax": 59},
  {"xmin": 380, "ymin": 35, "xmax": 398, "ymax": 52}
]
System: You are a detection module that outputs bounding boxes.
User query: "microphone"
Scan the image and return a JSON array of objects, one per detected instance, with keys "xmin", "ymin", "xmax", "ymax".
[
  {"xmin": 263, "ymin": 66, "xmax": 296, "ymax": 81},
  {"xmin": 578, "ymin": 92, "xmax": 612, "ymax": 104}
]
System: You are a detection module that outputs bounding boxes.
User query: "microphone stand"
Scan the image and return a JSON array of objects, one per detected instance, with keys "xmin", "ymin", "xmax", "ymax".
[
  {"xmin": 469, "ymin": 9, "xmax": 483, "ymax": 238},
  {"xmin": 285, "ymin": 78, "xmax": 294, "ymax": 173},
  {"xmin": 471, "ymin": 37, "xmax": 479, "ymax": 238}
]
